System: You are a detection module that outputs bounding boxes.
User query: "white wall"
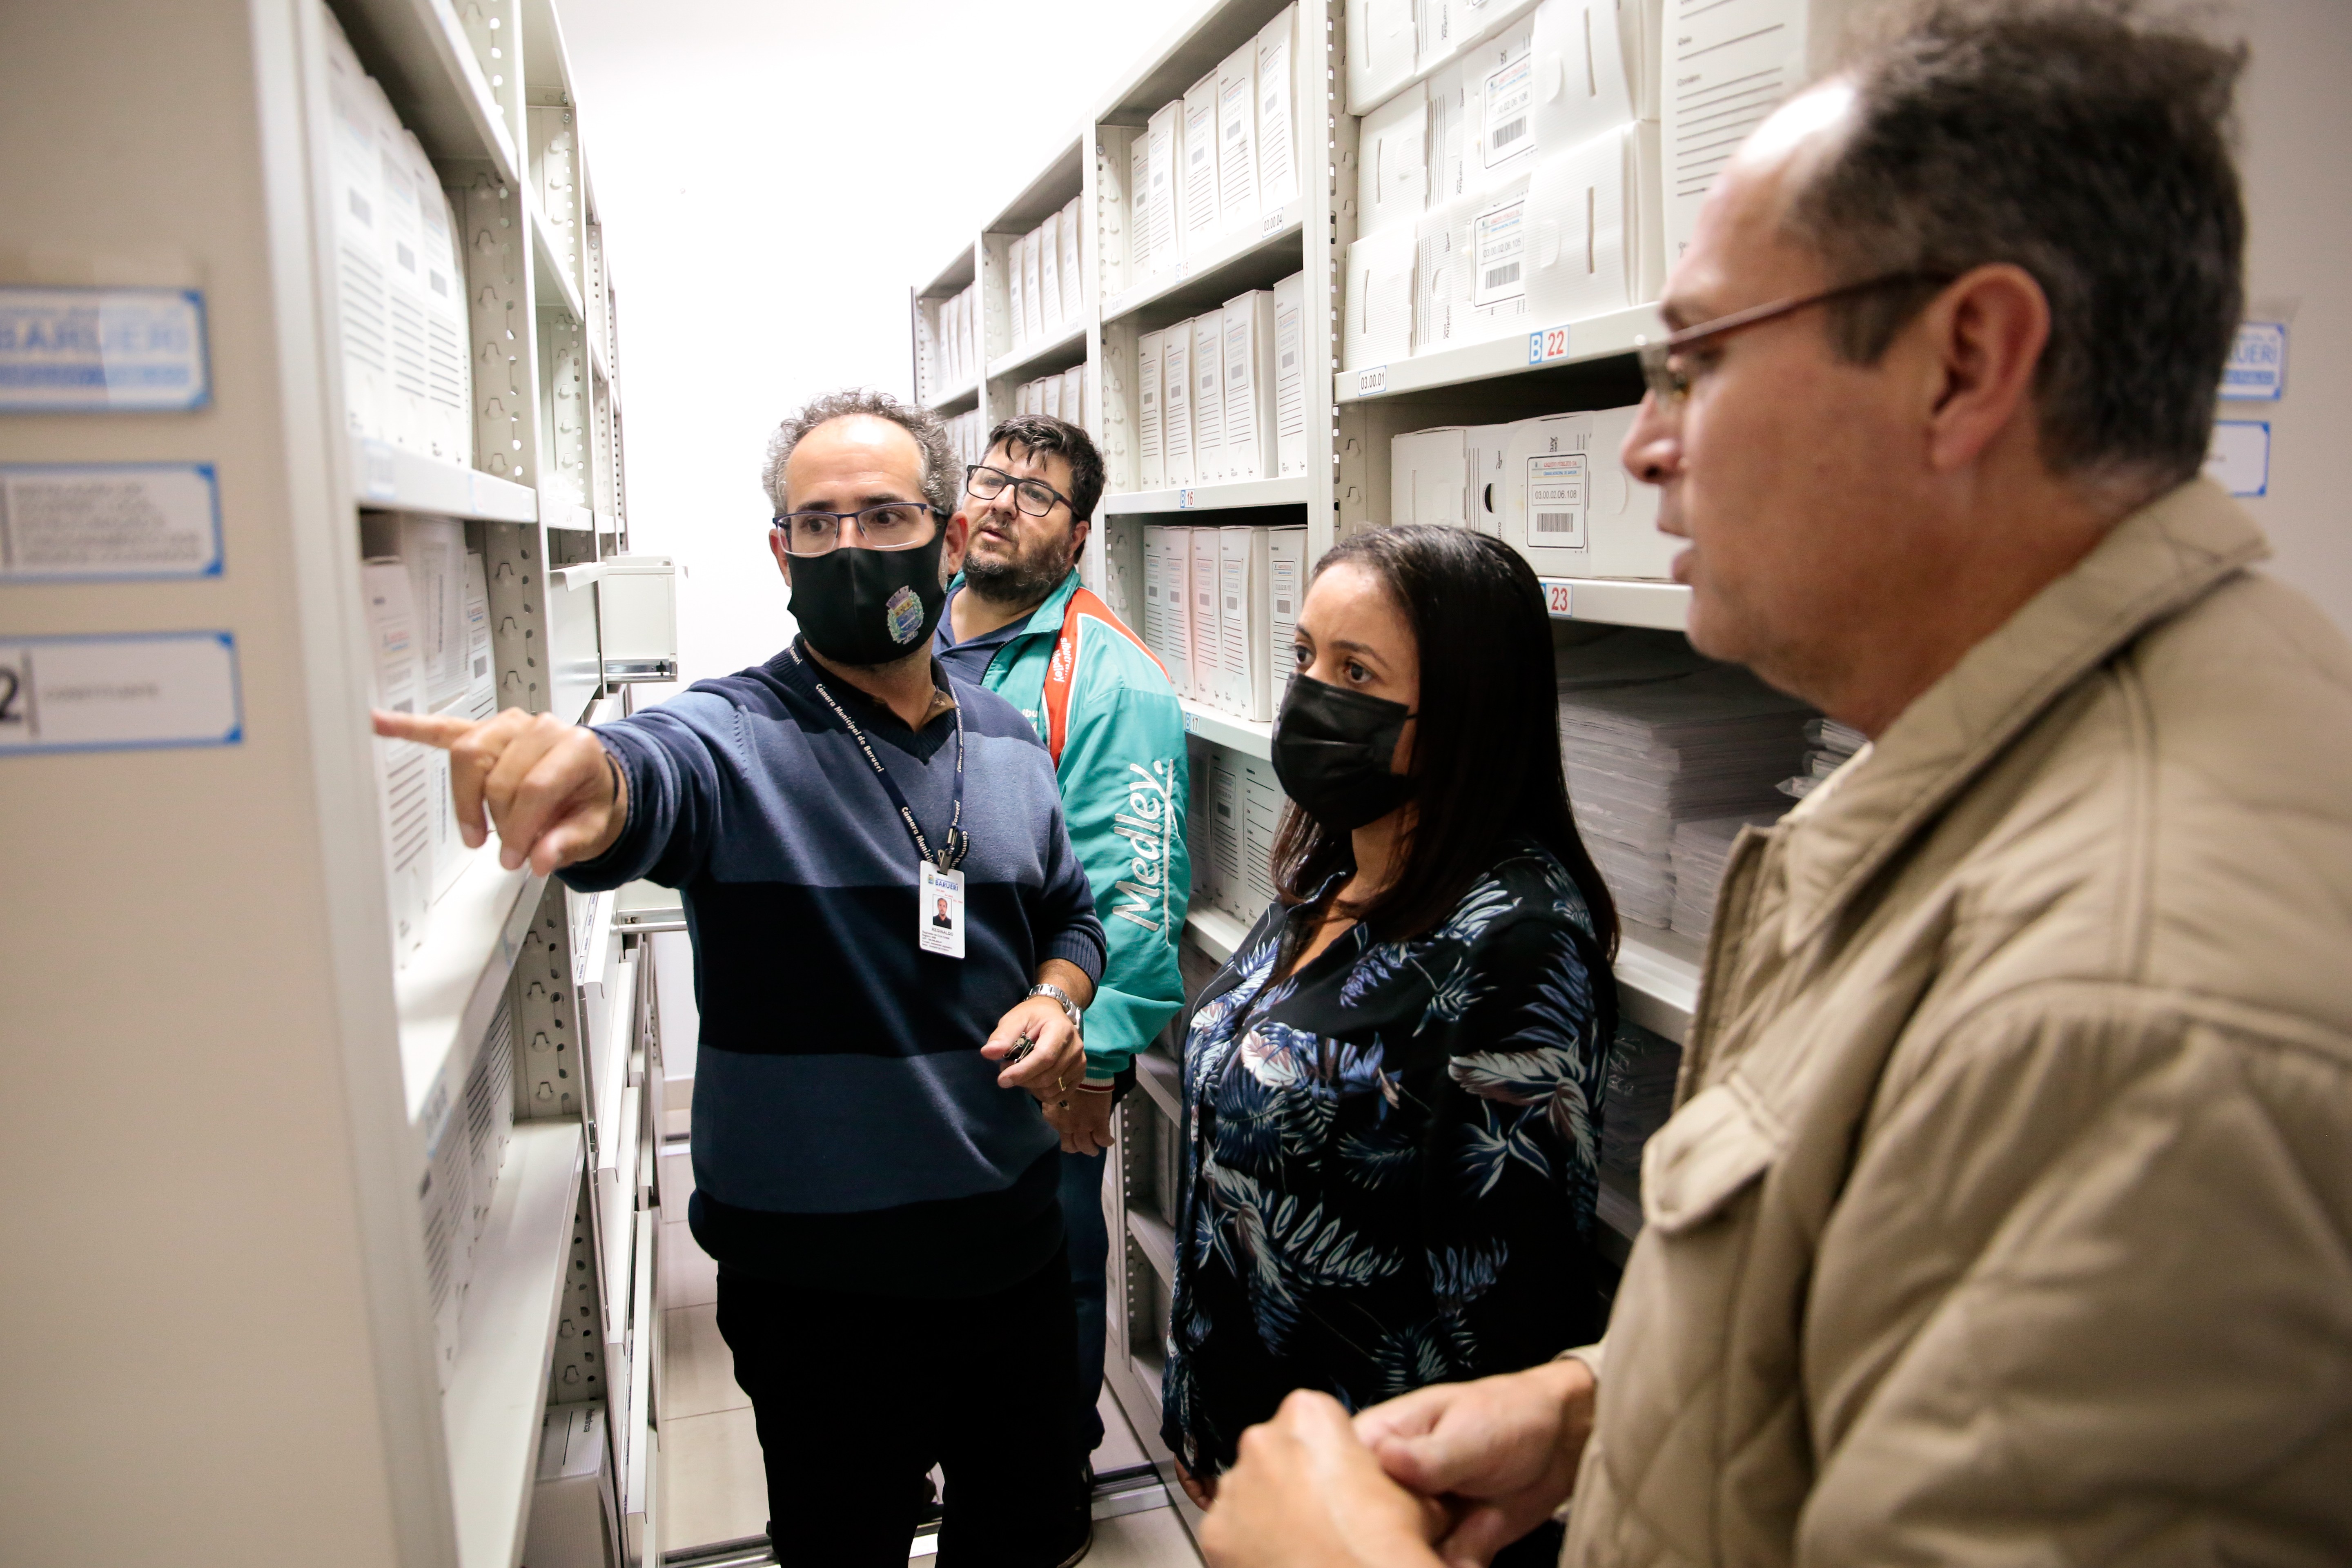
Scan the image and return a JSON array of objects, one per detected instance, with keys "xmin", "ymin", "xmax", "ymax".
[{"xmin": 561, "ymin": 0, "xmax": 1190, "ymax": 687}]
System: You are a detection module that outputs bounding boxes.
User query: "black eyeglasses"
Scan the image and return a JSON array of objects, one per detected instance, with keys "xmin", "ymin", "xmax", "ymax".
[
  {"xmin": 965, "ymin": 464, "xmax": 1072, "ymax": 519},
  {"xmin": 770, "ymin": 500, "xmax": 945, "ymax": 557},
  {"xmin": 1636, "ymin": 271, "xmax": 1957, "ymax": 406}
]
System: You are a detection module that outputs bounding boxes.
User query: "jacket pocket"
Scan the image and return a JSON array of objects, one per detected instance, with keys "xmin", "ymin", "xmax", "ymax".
[{"xmin": 1640, "ymin": 1079, "xmax": 1780, "ymax": 1235}]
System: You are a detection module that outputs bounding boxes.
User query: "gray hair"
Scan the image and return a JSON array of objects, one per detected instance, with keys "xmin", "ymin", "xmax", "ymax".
[
  {"xmin": 1786, "ymin": 0, "xmax": 2245, "ymax": 488},
  {"xmin": 762, "ymin": 389, "xmax": 960, "ymax": 518}
]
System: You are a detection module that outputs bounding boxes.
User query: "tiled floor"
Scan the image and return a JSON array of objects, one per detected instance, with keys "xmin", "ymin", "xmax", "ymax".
[{"xmin": 658, "ymin": 1215, "xmax": 1199, "ymax": 1567}]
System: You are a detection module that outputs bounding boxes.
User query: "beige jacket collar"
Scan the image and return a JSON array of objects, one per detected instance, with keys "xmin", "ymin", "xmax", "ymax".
[{"xmin": 1775, "ymin": 477, "xmax": 2270, "ymax": 948}]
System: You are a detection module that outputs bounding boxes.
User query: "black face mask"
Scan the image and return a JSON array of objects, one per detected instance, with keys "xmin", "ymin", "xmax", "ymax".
[
  {"xmin": 1271, "ymin": 674, "xmax": 1418, "ymax": 831},
  {"xmin": 788, "ymin": 531, "xmax": 949, "ymax": 668}
]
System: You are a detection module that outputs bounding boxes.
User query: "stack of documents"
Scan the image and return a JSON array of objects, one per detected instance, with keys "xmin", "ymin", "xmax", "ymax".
[
  {"xmin": 1667, "ymin": 811, "xmax": 1780, "ymax": 940},
  {"xmin": 1599, "ymin": 1018, "xmax": 1681, "ymax": 1177},
  {"xmin": 1778, "ymin": 715, "xmax": 1866, "ymax": 799},
  {"xmin": 1129, "ymin": 276, "xmax": 1304, "ymax": 492},
  {"xmin": 1140, "ymin": 523, "xmax": 1304, "ymax": 721},
  {"xmin": 917, "ymin": 278, "xmax": 984, "ymax": 402},
  {"xmin": 1557, "ymin": 664, "xmax": 1808, "ymax": 929},
  {"xmin": 1110, "ymin": 6, "xmax": 1303, "ymax": 296},
  {"xmin": 999, "ymin": 197, "xmax": 1087, "ymax": 364}
]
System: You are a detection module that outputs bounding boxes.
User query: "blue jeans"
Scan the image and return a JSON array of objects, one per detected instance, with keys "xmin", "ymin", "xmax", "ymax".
[{"xmin": 1059, "ymin": 1146, "xmax": 1109, "ymax": 1457}]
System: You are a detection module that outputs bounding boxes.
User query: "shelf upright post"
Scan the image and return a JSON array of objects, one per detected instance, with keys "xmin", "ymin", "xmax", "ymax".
[{"xmin": 1313, "ymin": 0, "xmax": 1354, "ymax": 562}]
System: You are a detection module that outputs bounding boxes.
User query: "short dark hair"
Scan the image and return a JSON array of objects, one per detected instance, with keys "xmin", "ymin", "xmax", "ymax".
[
  {"xmin": 986, "ymin": 414, "xmax": 1105, "ymax": 524},
  {"xmin": 1271, "ymin": 524, "xmax": 1619, "ymax": 961},
  {"xmin": 1787, "ymin": 0, "xmax": 2246, "ymax": 486},
  {"xmin": 766, "ymin": 388, "xmax": 958, "ymax": 517}
]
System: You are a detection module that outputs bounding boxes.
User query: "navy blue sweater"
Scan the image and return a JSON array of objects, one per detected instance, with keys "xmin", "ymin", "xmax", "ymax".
[{"xmin": 562, "ymin": 639, "xmax": 1107, "ymax": 1296}]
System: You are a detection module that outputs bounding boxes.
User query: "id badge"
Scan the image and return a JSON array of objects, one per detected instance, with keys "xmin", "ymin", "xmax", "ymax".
[{"xmin": 919, "ymin": 861, "xmax": 966, "ymax": 959}]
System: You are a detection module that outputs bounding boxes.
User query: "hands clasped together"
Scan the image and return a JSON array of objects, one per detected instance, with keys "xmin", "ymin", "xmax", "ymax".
[{"xmin": 1194, "ymin": 1356, "xmax": 1598, "ymax": 1568}]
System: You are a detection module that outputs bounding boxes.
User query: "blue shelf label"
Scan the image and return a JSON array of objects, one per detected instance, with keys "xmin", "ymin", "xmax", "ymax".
[
  {"xmin": 0, "ymin": 631, "xmax": 243, "ymax": 754},
  {"xmin": 0, "ymin": 462, "xmax": 223, "ymax": 581},
  {"xmin": 0, "ymin": 287, "xmax": 211, "ymax": 412},
  {"xmin": 1528, "ymin": 324, "xmax": 1571, "ymax": 365},
  {"xmin": 2219, "ymin": 321, "xmax": 2286, "ymax": 401}
]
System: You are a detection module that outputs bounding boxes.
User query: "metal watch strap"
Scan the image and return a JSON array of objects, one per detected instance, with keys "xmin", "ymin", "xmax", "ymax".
[{"xmin": 1027, "ymin": 981, "xmax": 1082, "ymax": 1033}]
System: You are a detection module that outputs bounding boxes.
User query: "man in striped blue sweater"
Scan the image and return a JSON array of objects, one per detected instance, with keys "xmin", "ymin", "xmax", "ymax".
[{"xmin": 379, "ymin": 391, "xmax": 1107, "ymax": 1567}]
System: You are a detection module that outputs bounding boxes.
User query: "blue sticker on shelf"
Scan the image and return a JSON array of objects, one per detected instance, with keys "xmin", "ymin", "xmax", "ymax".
[
  {"xmin": 0, "ymin": 287, "xmax": 211, "ymax": 412},
  {"xmin": 0, "ymin": 631, "xmax": 243, "ymax": 754},
  {"xmin": 2205, "ymin": 420, "xmax": 2270, "ymax": 498},
  {"xmin": 1528, "ymin": 324, "xmax": 1572, "ymax": 365},
  {"xmin": 0, "ymin": 462, "xmax": 223, "ymax": 581},
  {"xmin": 2219, "ymin": 321, "xmax": 2287, "ymax": 401}
]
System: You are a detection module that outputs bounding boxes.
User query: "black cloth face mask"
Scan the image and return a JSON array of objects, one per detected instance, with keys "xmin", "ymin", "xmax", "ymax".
[
  {"xmin": 788, "ymin": 530, "xmax": 949, "ymax": 668},
  {"xmin": 1271, "ymin": 673, "xmax": 1418, "ymax": 831}
]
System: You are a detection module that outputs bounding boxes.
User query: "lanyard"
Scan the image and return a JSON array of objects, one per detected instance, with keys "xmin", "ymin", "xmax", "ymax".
[{"xmin": 791, "ymin": 645, "xmax": 969, "ymax": 871}]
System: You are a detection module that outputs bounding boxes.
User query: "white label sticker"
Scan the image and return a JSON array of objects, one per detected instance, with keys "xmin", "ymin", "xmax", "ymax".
[
  {"xmin": 919, "ymin": 860, "xmax": 966, "ymax": 959},
  {"xmin": 2220, "ymin": 321, "xmax": 2287, "ymax": 401},
  {"xmin": 1541, "ymin": 579, "xmax": 1575, "ymax": 616},
  {"xmin": 0, "ymin": 287, "xmax": 211, "ymax": 412},
  {"xmin": 0, "ymin": 632, "xmax": 242, "ymax": 754},
  {"xmin": 1474, "ymin": 199, "xmax": 1529, "ymax": 307},
  {"xmin": 1526, "ymin": 454, "xmax": 1588, "ymax": 546},
  {"xmin": 2205, "ymin": 420, "xmax": 2270, "ymax": 498},
  {"xmin": 0, "ymin": 463, "xmax": 222, "ymax": 581},
  {"xmin": 1356, "ymin": 365, "xmax": 1388, "ymax": 396},
  {"xmin": 1484, "ymin": 53, "xmax": 1535, "ymax": 167}
]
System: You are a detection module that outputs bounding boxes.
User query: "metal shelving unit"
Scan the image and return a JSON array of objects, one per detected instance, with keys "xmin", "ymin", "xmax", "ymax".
[{"xmin": 2, "ymin": 0, "xmax": 664, "ymax": 1563}]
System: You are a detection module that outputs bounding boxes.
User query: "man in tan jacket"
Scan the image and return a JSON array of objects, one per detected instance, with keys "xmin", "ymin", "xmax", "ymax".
[{"xmin": 1196, "ymin": 2, "xmax": 2352, "ymax": 1564}]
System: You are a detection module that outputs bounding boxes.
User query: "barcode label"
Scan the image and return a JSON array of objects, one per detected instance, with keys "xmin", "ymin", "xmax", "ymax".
[
  {"xmin": 1483, "ymin": 261, "xmax": 1521, "ymax": 290},
  {"xmin": 1491, "ymin": 116, "xmax": 1526, "ymax": 150},
  {"xmin": 1534, "ymin": 512, "xmax": 1577, "ymax": 534}
]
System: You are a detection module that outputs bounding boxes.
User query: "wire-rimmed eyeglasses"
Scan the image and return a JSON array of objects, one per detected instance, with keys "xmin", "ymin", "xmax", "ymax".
[
  {"xmin": 770, "ymin": 501, "xmax": 946, "ymax": 557},
  {"xmin": 965, "ymin": 464, "xmax": 1073, "ymax": 519},
  {"xmin": 1636, "ymin": 271, "xmax": 1957, "ymax": 406}
]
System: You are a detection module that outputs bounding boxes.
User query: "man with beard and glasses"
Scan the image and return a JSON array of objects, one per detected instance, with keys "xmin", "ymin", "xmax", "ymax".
[
  {"xmin": 376, "ymin": 389, "xmax": 1105, "ymax": 1568},
  {"xmin": 934, "ymin": 414, "xmax": 1191, "ymax": 1493}
]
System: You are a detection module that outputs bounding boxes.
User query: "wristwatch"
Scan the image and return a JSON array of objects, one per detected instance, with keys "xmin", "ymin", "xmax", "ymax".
[{"xmin": 1027, "ymin": 981, "xmax": 1083, "ymax": 1035}]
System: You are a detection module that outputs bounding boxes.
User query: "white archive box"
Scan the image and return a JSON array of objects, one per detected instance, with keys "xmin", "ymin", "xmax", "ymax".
[
  {"xmin": 1268, "ymin": 526, "xmax": 1308, "ymax": 708},
  {"xmin": 1493, "ymin": 408, "xmax": 1674, "ymax": 578},
  {"xmin": 395, "ymin": 515, "xmax": 472, "ymax": 902},
  {"xmin": 1361, "ymin": 82, "xmax": 1430, "ymax": 237},
  {"xmin": 1160, "ymin": 528, "xmax": 1200, "ymax": 700},
  {"xmin": 1522, "ymin": 121, "xmax": 1664, "ymax": 324},
  {"xmin": 1137, "ymin": 328, "xmax": 1167, "ymax": 489},
  {"xmin": 1040, "ymin": 212, "xmax": 1063, "ymax": 338},
  {"xmin": 1343, "ymin": 225, "xmax": 1418, "ymax": 372},
  {"xmin": 1216, "ymin": 40, "xmax": 1260, "ymax": 235},
  {"xmin": 1022, "ymin": 229, "xmax": 1046, "ymax": 347},
  {"xmin": 363, "ymin": 558, "xmax": 432, "ymax": 962},
  {"xmin": 1529, "ymin": 0, "xmax": 1661, "ymax": 151},
  {"xmin": 1662, "ymin": 0, "xmax": 1858, "ymax": 262},
  {"xmin": 1183, "ymin": 71, "xmax": 1223, "ymax": 254},
  {"xmin": 1059, "ymin": 196, "xmax": 1084, "ymax": 323},
  {"xmin": 1239, "ymin": 754, "xmax": 1285, "ymax": 909},
  {"xmin": 1209, "ymin": 749, "xmax": 1248, "ymax": 918},
  {"xmin": 1189, "ymin": 527, "xmax": 1225, "ymax": 703},
  {"xmin": 1221, "ymin": 291, "xmax": 1278, "ymax": 483},
  {"xmin": 1147, "ymin": 101, "xmax": 1183, "ymax": 276},
  {"xmin": 1391, "ymin": 424, "xmax": 1510, "ymax": 529},
  {"xmin": 523, "ymin": 1402, "xmax": 618, "ymax": 1568},
  {"xmin": 1161, "ymin": 323, "xmax": 1195, "ymax": 487},
  {"xmin": 1100, "ymin": 517, "xmax": 1147, "ymax": 629},
  {"xmin": 1413, "ymin": 173, "xmax": 1535, "ymax": 351},
  {"xmin": 1141, "ymin": 525, "xmax": 1178, "ymax": 687},
  {"xmin": 597, "ymin": 554, "xmax": 679, "ymax": 682},
  {"xmin": 1123, "ymin": 129, "xmax": 1153, "ymax": 287},
  {"xmin": 1272, "ymin": 272, "xmax": 1311, "ymax": 478},
  {"xmin": 1348, "ymin": 0, "xmax": 1420, "ymax": 112},
  {"xmin": 1191, "ymin": 314, "xmax": 1227, "ymax": 484},
  {"xmin": 1256, "ymin": 6, "xmax": 1304, "ymax": 212},
  {"xmin": 462, "ymin": 552, "xmax": 495, "ymax": 723},
  {"xmin": 1217, "ymin": 526, "xmax": 1275, "ymax": 720}
]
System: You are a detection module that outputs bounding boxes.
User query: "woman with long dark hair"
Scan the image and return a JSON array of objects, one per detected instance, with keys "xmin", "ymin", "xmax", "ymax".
[{"xmin": 1160, "ymin": 524, "xmax": 1619, "ymax": 1566}]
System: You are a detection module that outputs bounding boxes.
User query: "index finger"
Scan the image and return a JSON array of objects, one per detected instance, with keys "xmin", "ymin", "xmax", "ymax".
[{"xmin": 373, "ymin": 708, "xmax": 477, "ymax": 748}]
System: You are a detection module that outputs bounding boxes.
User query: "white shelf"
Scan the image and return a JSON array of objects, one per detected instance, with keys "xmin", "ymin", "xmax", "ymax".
[
  {"xmin": 339, "ymin": 0, "xmax": 523, "ymax": 186},
  {"xmin": 1615, "ymin": 925, "xmax": 1702, "ymax": 1045},
  {"xmin": 441, "ymin": 1120, "xmax": 585, "ymax": 1568},
  {"xmin": 1136, "ymin": 1047, "xmax": 1183, "ymax": 1123},
  {"xmin": 1342, "ymin": 0, "xmax": 1542, "ymax": 118},
  {"xmin": 988, "ymin": 320, "xmax": 1087, "ymax": 384},
  {"xmin": 396, "ymin": 844, "xmax": 546, "ymax": 1123},
  {"xmin": 1541, "ymin": 577, "xmax": 1690, "ymax": 632},
  {"xmin": 1126, "ymin": 1206, "xmax": 1178, "ymax": 1284},
  {"xmin": 353, "ymin": 437, "xmax": 539, "ymax": 523},
  {"xmin": 1102, "ymin": 474, "xmax": 1310, "ymax": 516},
  {"xmin": 528, "ymin": 188, "xmax": 588, "ymax": 323},
  {"xmin": 538, "ymin": 488, "xmax": 595, "ymax": 532},
  {"xmin": 921, "ymin": 245, "xmax": 977, "ymax": 300},
  {"xmin": 1179, "ymin": 697, "xmax": 1272, "ymax": 758},
  {"xmin": 1183, "ymin": 905, "xmax": 1253, "ymax": 965},
  {"xmin": 1335, "ymin": 303, "xmax": 1663, "ymax": 404},
  {"xmin": 1102, "ymin": 203, "xmax": 1305, "ymax": 325},
  {"xmin": 924, "ymin": 379, "xmax": 980, "ymax": 416}
]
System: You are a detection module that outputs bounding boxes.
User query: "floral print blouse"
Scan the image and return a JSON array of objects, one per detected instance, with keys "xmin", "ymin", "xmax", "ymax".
[{"xmin": 1160, "ymin": 839, "xmax": 1615, "ymax": 1477}]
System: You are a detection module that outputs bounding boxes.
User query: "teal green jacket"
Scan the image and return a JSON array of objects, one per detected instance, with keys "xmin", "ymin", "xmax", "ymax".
[{"xmin": 951, "ymin": 569, "xmax": 1190, "ymax": 1080}]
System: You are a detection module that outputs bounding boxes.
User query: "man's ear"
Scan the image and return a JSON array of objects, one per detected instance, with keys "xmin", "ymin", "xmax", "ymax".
[
  {"xmin": 769, "ymin": 527, "xmax": 792, "ymax": 586},
  {"xmin": 1920, "ymin": 262, "xmax": 2051, "ymax": 475},
  {"xmin": 940, "ymin": 510, "xmax": 972, "ymax": 579},
  {"xmin": 1069, "ymin": 516, "xmax": 1092, "ymax": 570}
]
